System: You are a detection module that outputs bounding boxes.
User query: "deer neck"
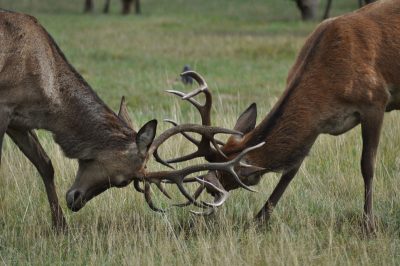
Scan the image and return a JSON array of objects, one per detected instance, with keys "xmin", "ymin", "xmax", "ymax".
[
  {"xmin": 47, "ymin": 56, "xmax": 134, "ymax": 160},
  {"xmin": 242, "ymin": 87, "xmax": 319, "ymax": 173}
]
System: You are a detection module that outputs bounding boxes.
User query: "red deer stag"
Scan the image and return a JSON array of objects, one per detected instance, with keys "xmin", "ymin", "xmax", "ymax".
[
  {"xmin": 158, "ymin": 1, "xmax": 400, "ymax": 233},
  {"xmin": 0, "ymin": 10, "xmax": 256, "ymax": 230}
]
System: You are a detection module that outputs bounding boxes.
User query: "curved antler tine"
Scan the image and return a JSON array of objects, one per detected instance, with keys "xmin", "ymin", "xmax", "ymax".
[
  {"xmin": 162, "ymin": 177, "xmax": 198, "ymax": 184},
  {"xmin": 153, "ymin": 119, "xmax": 201, "ymax": 168},
  {"xmin": 144, "ymin": 182, "xmax": 165, "ymax": 213},
  {"xmin": 193, "ymin": 176, "xmax": 229, "ymax": 207},
  {"xmin": 211, "ymin": 139, "xmax": 228, "ymax": 159},
  {"xmin": 175, "ymin": 181, "xmax": 198, "ymax": 204},
  {"xmin": 222, "ymin": 142, "xmax": 266, "ymax": 192},
  {"xmin": 153, "ymin": 119, "xmax": 204, "ymax": 166},
  {"xmin": 231, "ymin": 142, "xmax": 266, "ymax": 164},
  {"xmin": 154, "ymin": 150, "xmax": 175, "ymax": 169},
  {"xmin": 180, "ymin": 71, "xmax": 208, "ymax": 89},
  {"xmin": 182, "ymin": 87, "xmax": 208, "ymax": 100},
  {"xmin": 148, "ymin": 124, "xmax": 241, "ymax": 156},
  {"xmin": 166, "ymin": 150, "xmax": 202, "ymax": 164},
  {"xmin": 228, "ymin": 168, "xmax": 257, "ymax": 193},
  {"xmin": 202, "ymin": 191, "xmax": 229, "ymax": 208},
  {"xmin": 133, "ymin": 179, "xmax": 145, "ymax": 193},
  {"xmin": 166, "ymin": 90, "xmax": 202, "ymax": 108},
  {"xmin": 173, "ymin": 184, "xmax": 205, "ymax": 207},
  {"xmin": 164, "ymin": 119, "xmax": 200, "ymax": 146},
  {"xmin": 194, "ymin": 176, "xmax": 226, "ymax": 194},
  {"xmin": 190, "ymin": 207, "xmax": 215, "ymax": 216},
  {"xmin": 154, "ymin": 181, "xmax": 172, "ymax": 199}
]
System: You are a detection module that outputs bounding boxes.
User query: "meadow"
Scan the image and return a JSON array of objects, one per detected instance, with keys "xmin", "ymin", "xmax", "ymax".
[{"xmin": 0, "ymin": 0, "xmax": 399, "ymax": 264}]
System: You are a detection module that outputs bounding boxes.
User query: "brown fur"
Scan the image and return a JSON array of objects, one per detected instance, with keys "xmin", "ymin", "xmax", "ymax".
[
  {"xmin": 212, "ymin": 0, "xmax": 400, "ymax": 233},
  {"xmin": 0, "ymin": 11, "xmax": 156, "ymax": 230}
]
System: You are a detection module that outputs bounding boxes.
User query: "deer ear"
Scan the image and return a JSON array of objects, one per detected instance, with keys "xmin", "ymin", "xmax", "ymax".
[
  {"xmin": 233, "ymin": 103, "xmax": 257, "ymax": 134},
  {"xmin": 136, "ymin": 120, "xmax": 157, "ymax": 155},
  {"xmin": 118, "ymin": 96, "xmax": 133, "ymax": 129}
]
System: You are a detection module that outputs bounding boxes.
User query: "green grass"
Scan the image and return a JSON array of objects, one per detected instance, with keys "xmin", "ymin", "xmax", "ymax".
[{"xmin": 1, "ymin": 0, "xmax": 399, "ymax": 265}]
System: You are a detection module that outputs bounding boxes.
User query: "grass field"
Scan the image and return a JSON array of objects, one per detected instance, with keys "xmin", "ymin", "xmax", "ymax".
[{"xmin": 1, "ymin": 0, "xmax": 399, "ymax": 265}]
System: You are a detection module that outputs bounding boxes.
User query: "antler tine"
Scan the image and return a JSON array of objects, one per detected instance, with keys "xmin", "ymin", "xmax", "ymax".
[
  {"xmin": 214, "ymin": 141, "xmax": 266, "ymax": 192},
  {"xmin": 144, "ymin": 182, "xmax": 165, "ymax": 213},
  {"xmin": 164, "ymin": 119, "xmax": 200, "ymax": 146},
  {"xmin": 179, "ymin": 71, "xmax": 211, "ymax": 126},
  {"xmin": 189, "ymin": 176, "xmax": 230, "ymax": 215},
  {"xmin": 172, "ymin": 174, "xmax": 226, "ymax": 208},
  {"xmin": 194, "ymin": 176, "xmax": 229, "ymax": 207},
  {"xmin": 153, "ymin": 119, "xmax": 201, "ymax": 168},
  {"xmin": 190, "ymin": 207, "xmax": 215, "ymax": 216},
  {"xmin": 154, "ymin": 71, "xmax": 226, "ymax": 166},
  {"xmin": 133, "ymin": 179, "xmax": 145, "ymax": 193},
  {"xmin": 154, "ymin": 119, "xmax": 226, "ymax": 167},
  {"xmin": 148, "ymin": 124, "xmax": 242, "ymax": 158},
  {"xmin": 166, "ymin": 90, "xmax": 203, "ymax": 111},
  {"xmin": 172, "ymin": 184, "xmax": 205, "ymax": 207},
  {"xmin": 144, "ymin": 142, "xmax": 265, "ymax": 208}
]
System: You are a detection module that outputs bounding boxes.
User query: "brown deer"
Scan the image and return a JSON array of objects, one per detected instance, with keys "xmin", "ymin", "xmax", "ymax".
[
  {"xmin": 0, "ymin": 10, "xmax": 255, "ymax": 230},
  {"xmin": 157, "ymin": 0, "xmax": 400, "ymax": 233},
  {"xmin": 84, "ymin": 0, "xmax": 141, "ymax": 15}
]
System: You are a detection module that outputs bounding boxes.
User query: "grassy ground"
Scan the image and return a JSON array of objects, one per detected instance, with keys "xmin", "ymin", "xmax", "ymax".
[{"xmin": 1, "ymin": 0, "xmax": 399, "ymax": 265}]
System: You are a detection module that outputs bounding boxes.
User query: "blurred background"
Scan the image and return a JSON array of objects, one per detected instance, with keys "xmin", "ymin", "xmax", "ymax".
[{"xmin": 0, "ymin": 0, "xmax": 364, "ymax": 126}]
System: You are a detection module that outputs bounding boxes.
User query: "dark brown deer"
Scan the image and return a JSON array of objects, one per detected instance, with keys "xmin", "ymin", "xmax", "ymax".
[
  {"xmin": 158, "ymin": 0, "xmax": 400, "ymax": 233},
  {"xmin": 0, "ymin": 10, "xmax": 255, "ymax": 230},
  {"xmin": 84, "ymin": 0, "xmax": 141, "ymax": 15}
]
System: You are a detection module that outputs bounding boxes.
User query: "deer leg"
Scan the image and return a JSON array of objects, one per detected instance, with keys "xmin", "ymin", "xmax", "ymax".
[
  {"xmin": 255, "ymin": 166, "xmax": 300, "ymax": 222},
  {"xmin": 360, "ymin": 110, "xmax": 384, "ymax": 234},
  {"xmin": 0, "ymin": 109, "xmax": 11, "ymax": 164},
  {"xmin": 7, "ymin": 128, "xmax": 67, "ymax": 231}
]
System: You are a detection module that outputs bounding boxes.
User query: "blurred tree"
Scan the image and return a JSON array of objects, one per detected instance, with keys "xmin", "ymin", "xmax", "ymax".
[
  {"xmin": 84, "ymin": 0, "xmax": 141, "ymax": 14},
  {"xmin": 323, "ymin": 0, "xmax": 376, "ymax": 19},
  {"xmin": 294, "ymin": 0, "xmax": 319, "ymax": 21}
]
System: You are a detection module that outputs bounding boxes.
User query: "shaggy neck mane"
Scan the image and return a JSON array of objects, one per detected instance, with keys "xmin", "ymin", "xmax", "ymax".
[
  {"xmin": 43, "ymin": 28, "xmax": 135, "ymax": 160},
  {"xmin": 53, "ymin": 89, "xmax": 135, "ymax": 160},
  {"xmin": 241, "ymin": 25, "xmax": 329, "ymax": 172}
]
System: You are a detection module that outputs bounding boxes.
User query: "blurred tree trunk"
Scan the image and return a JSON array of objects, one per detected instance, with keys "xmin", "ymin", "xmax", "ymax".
[
  {"xmin": 84, "ymin": 0, "xmax": 141, "ymax": 15},
  {"xmin": 323, "ymin": 0, "xmax": 376, "ymax": 20},
  {"xmin": 295, "ymin": 0, "xmax": 319, "ymax": 21},
  {"xmin": 122, "ymin": 0, "xmax": 132, "ymax": 14},
  {"xmin": 103, "ymin": 0, "xmax": 111, "ymax": 13},
  {"xmin": 134, "ymin": 0, "xmax": 141, "ymax": 14},
  {"xmin": 84, "ymin": 0, "xmax": 93, "ymax": 12}
]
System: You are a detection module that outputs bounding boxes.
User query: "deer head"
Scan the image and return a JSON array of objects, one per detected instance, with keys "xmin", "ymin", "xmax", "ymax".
[{"xmin": 66, "ymin": 97, "xmax": 158, "ymax": 211}]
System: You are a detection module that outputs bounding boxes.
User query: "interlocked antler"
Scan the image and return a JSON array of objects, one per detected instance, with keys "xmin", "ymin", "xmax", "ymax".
[
  {"xmin": 154, "ymin": 71, "xmax": 230, "ymax": 169},
  {"xmin": 142, "ymin": 141, "xmax": 265, "ymax": 212},
  {"xmin": 138, "ymin": 71, "xmax": 264, "ymax": 212}
]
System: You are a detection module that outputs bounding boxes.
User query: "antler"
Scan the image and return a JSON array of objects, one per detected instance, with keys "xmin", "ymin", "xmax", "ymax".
[
  {"xmin": 139, "ymin": 70, "xmax": 264, "ymax": 213},
  {"xmin": 154, "ymin": 71, "xmax": 232, "ymax": 168},
  {"xmin": 141, "ymin": 142, "xmax": 265, "ymax": 212}
]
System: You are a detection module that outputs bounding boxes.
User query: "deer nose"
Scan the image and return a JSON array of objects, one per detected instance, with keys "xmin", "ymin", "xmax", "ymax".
[{"xmin": 66, "ymin": 189, "xmax": 83, "ymax": 212}]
